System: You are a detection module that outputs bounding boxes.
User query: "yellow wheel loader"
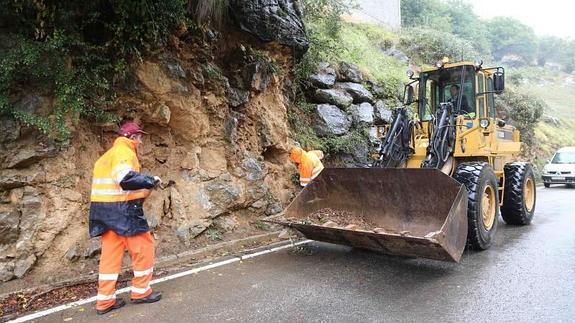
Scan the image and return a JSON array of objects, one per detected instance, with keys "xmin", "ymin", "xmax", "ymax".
[{"xmin": 280, "ymin": 60, "xmax": 537, "ymax": 262}]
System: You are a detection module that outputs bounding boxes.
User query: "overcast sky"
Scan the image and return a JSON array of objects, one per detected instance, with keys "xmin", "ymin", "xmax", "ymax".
[{"xmin": 470, "ymin": 0, "xmax": 575, "ymax": 39}]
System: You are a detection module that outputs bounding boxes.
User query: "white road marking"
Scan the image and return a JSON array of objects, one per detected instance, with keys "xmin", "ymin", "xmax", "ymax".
[{"xmin": 9, "ymin": 240, "xmax": 310, "ymax": 323}]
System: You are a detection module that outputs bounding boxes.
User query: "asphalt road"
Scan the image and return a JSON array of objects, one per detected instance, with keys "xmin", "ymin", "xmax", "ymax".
[{"xmin": 34, "ymin": 186, "xmax": 575, "ymax": 323}]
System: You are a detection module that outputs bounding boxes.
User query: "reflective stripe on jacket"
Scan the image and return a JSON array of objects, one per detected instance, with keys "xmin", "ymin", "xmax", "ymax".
[
  {"xmin": 89, "ymin": 137, "xmax": 156, "ymax": 237},
  {"xmin": 297, "ymin": 151, "xmax": 324, "ymax": 187}
]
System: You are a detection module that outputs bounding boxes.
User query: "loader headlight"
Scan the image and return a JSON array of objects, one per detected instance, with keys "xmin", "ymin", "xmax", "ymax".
[
  {"xmin": 435, "ymin": 60, "xmax": 445, "ymax": 68},
  {"xmin": 480, "ymin": 118, "xmax": 490, "ymax": 129}
]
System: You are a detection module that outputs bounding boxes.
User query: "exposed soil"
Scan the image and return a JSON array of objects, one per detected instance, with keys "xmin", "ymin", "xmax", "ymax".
[{"xmin": 296, "ymin": 208, "xmax": 376, "ymax": 230}]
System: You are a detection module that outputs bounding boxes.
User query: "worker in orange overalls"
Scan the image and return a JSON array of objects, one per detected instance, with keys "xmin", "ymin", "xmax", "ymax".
[
  {"xmin": 89, "ymin": 121, "xmax": 162, "ymax": 315},
  {"xmin": 290, "ymin": 147, "xmax": 325, "ymax": 187}
]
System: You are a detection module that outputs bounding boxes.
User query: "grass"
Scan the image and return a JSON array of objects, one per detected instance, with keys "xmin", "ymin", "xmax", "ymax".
[
  {"xmin": 336, "ymin": 23, "xmax": 407, "ymax": 101},
  {"xmin": 522, "ymin": 73, "xmax": 575, "ymax": 159}
]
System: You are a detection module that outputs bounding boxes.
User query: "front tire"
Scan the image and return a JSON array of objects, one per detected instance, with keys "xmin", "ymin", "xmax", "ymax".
[
  {"xmin": 453, "ymin": 162, "xmax": 499, "ymax": 250},
  {"xmin": 544, "ymin": 183, "xmax": 550, "ymax": 188},
  {"xmin": 501, "ymin": 163, "xmax": 536, "ymax": 225}
]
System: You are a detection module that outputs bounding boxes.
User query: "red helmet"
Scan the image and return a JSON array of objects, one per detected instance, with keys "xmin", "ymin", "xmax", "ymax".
[{"xmin": 119, "ymin": 122, "xmax": 148, "ymax": 137}]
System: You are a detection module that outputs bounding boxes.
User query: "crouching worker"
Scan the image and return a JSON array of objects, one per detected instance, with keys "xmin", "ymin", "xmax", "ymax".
[
  {"xmin": 290, "ymin": 147, "xmax": 325, "ymax": 187},
  {"xmin": 89, "ymin": 121, "xmax": 162, "ymax": 315}
]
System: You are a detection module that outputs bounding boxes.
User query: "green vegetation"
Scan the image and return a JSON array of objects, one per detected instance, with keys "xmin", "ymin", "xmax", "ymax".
[
  {"xmin": 205, "ymin": 228, "xmax": 223, "ymax": 241},
  {"xmin": 0, "ymin": 0, "xmax": 188, "ymax": 141},
  {"xmin": 292, "ymin": 0, "xmax": 407, "ymax": 160}
]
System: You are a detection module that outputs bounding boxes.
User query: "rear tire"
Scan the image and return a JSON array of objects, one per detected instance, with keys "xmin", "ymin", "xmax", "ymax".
[
  {"xmin": 544, "ymin": 183, "xmax": 550, "ymax": 188},
  {"xmin": 501, "ymin": 163, "xmax": 536, "ymax": 225},
  {"xmin": 453, "ymin": 162, "xmax": 499, "ymax": 250}
]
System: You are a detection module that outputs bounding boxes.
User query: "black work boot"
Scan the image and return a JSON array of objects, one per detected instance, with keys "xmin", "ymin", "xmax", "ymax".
[
  {"xmin": 131, "ymin": 291, "xmax": 162, "ymax": 304},
  {"xmin": 96, "ymin": 298, "xmax": 126, "ymax": 315}
]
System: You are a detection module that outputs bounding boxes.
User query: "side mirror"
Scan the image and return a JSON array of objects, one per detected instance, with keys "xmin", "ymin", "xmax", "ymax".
[
  {"xmin": 494, "ymin": 70, "xmax": 505, "ymax": 93},
  {"xmin": 404, "ymin": 85, "xmax": 415, "ymax": 105}
]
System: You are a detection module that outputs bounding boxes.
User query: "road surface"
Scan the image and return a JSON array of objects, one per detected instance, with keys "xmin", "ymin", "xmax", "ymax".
[{"xmin": 33, "ymin": 186, "xmax": 575, "ymax": 322}]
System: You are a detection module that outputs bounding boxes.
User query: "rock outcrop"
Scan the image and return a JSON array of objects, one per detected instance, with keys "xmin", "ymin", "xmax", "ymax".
[
  {"xmin": 231, "ymin": 0, "xmax": 309, "ymax": 58},
  {"xmin": 0, "ymin": 8, "xmax": 306, "ymax": 285}
]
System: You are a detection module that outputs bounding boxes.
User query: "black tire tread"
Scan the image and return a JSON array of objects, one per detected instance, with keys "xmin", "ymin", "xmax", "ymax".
[
  {"xmin": 453, "ymin": 162, "xmax": 498, "ymax": 250},
  {"xmin": 501, "ymin": 162, "xmax": 536, "ymax": 225}
]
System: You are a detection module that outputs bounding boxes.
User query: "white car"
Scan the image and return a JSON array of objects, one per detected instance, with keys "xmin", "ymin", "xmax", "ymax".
[{"xmin": 542, "ymin": 147, "xmax": 575, "ymax": 188}]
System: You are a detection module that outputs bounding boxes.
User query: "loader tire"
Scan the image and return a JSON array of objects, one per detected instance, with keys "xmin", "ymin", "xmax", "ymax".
[
  {"xmin": 501, "ymin": 163, "xmax": 536, "ymax": 225},
  {"xmin": 453, "ymin": 162, "xmax": 499, "ymax": 250}
]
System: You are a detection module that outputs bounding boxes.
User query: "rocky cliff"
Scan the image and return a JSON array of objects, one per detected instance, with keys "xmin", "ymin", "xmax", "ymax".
[{"xmin": 0, "ymin": 0, "xmax": 306, "ymax": 286}]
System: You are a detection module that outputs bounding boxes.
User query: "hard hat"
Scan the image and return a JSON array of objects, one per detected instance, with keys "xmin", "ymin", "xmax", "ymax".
[{"xmin": 119, "ymin": 122, "xmax": 148, "ymax": 137}]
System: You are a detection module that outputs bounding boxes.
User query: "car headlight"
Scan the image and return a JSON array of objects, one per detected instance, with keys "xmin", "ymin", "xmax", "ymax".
[{"xmin": 479, "ymin": 118, "xmax": 490, "ymax": 128}]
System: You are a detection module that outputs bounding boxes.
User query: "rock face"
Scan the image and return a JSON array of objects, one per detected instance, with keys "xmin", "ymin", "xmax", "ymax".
[
  {"xmin": 338, "ymin": 62, "xmax": 363, "ymax": 83},
  {"xmin": 309, "ymin": 62, "xmax": 336, "ymax": 88},
  {"xmin": 335, "ymin": 82, "xmax": 374, "ymax": 103},
  {"xmin": 315, "ymin": 104, "xmax": 352, "ymax": 136},
  {"xmin": 231, "ymin": 0, "xmax": 309, "ymax": 58},
  {"xmin": 0, "ymin": 19, "xmax": 299, "ymax": 284},
  {"xmin": 312, "ymin": 89, "xmax": 353, "ymax": 107},
  {"xmin": 350, "ymin": 103, "xmax": 374, "ymax": 124}
]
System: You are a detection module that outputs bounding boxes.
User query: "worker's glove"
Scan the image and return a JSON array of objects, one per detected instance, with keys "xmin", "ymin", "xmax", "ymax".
[{"xmin": 153, "ymin": 176, "xmax": 162, "ymax": 188}]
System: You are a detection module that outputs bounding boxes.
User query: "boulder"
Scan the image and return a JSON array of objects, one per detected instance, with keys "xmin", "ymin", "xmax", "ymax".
[
  {"xmin": 349, "ymin": 103, "xmax": 374, "ymax": 124},
  {"xmin": 265, "ymin": 202, "xmax": 283, "ymax": 216},
  {"xmin": 240, "ymin": 157, "xmax": 266, "ymax": 182},
  {"xmin": 228, "ymin": 87, "xmax": 250, "ymax": 108},
  {"xmin": 147, "ymin": 102, "xmax": 171, "ymax": 125},
  {"xmin": 214, "ymin": 215, "xmax": 239, "ymax": 232},
  {"xmin": 366, "ymin": 81, "xmax": 386, "ymax": 98},
  {"xmin": 0, "ymin": 206, "xmax": 20, "ymax": 245},
  {"xmin": 83, "ymin": 237, "xmax": 101, "ymax": 258},
  {"xmin": 231, "ymin": 0, "xmax": 309, "ymax": 58},
  {"xmin": 176, "ymin": 218, "xmax": 212, "ymax": 244},
  {"xmin": 243, "ymin": 61, "xmax": 273, "ymax": 92},
  {"xmin": 4, "ymin": 144, "xmax": 58, "ymax": 169},
  {"xmin": 383, "ymin": 47, "xmax": 409, "ymax": 63},
  {"xmin": 65, "ymin": 244, "xmax": 81, "ymax": 262},
  {"xmin": 374, "ymin": 100, "xmax": 393, "ymax": 124},
  {"xmin": 13, "ymin": 254, "xmax": 36, "ymax": 278},
  {"xmin": 0, "ymin": 261, "xmax": 15, "ymax": 282},
  {"xmin": 312, "ymin": 89, "xmax": 353, "ymax": 108},
  {"xmin": 315, "ymin": 104, "xmax": 352, "ymax": 137},
  {"xmin": 202, "ymin": 179, "xmax": 243, "ymax": 217},
  {"xmin": 164, "ymin": 60, "xmax": 187, "ymax": 79},
  {"xmin": 335, "ymin": 82, "xmax": 374, "ymax": 103},
  {"xmin": 338, "ymin": 62, "xmax": 363, "ymax": 83},
  {"xmin": 309, "ymin": 62, "xmax": 336, "ymax": 88}
]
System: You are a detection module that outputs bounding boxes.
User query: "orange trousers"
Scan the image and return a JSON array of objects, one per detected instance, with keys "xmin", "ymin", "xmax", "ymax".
[{"xmin": 96, "ymin": 230, "xmax": 155, "ymax": 311}]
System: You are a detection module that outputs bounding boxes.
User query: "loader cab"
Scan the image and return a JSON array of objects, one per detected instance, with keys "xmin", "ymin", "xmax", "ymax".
[{"xmin": 412, "ymin": 62, "xmax": 504, "ymax": 123}]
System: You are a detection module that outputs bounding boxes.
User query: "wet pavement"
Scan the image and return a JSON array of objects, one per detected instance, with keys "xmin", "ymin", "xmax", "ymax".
[{"xmin": 33, "ymin": 186, "xmax": 575, "ymax": 322}]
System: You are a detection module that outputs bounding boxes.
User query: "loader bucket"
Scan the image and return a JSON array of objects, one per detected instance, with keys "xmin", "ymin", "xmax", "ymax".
[{"xmin": 280, "ymin": 168, "xmax": 468, "ymax": 262}]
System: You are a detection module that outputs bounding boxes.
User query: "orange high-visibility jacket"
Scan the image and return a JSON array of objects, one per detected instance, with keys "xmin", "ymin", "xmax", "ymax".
[
  {"xmin": 290, "ymin": 148, "xmax": 325, "ymax": 187},
  {"xmin": 89, "ymin": 137, "xmax": 156, "ymax": 237}
]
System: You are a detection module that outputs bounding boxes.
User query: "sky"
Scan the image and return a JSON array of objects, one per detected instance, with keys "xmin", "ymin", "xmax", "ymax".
[{"xmin": 470, "ymin": 0, "xmax": 575, "ymax": 39}]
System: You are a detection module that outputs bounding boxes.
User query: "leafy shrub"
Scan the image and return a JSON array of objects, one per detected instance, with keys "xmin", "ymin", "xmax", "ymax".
[
  {"xmin": 495, "ymin": 87, "xmax": 545, "ymax": 154},
  {"xmin": 398, "ymin": 27, "xmax": 478, "ymax": 65},
  {"xmin": 0, "ymin": 0, "xmax": 188, "ymax": 141}
]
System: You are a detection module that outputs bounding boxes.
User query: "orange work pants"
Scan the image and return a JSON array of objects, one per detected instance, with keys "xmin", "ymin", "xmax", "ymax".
[{"xmin": 96, "ymin": 230, "xmax": 155, "ymax": 311}]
